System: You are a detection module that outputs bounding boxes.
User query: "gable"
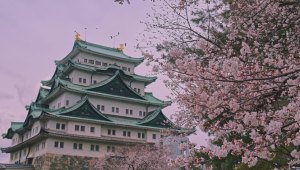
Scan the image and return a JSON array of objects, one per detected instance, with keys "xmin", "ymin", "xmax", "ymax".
[
  {"xmin": 87, "ymin": 74, "xmax": 145, "ymax": 100},
  {"xmin": 141, "ymin": 112, "xmax": 172, "ymax": 128},
  {"xmin": 60, "ymin": 101, "xmax": 110, "ymax": 121}
]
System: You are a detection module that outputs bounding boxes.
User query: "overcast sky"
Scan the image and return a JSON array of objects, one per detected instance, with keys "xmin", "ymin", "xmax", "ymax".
[{"xmin": 0, "ymin": 1, "xmax": 209, "ymax": 163}]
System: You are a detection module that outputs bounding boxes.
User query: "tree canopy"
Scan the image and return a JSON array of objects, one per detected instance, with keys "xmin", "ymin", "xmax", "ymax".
[{"xmin": 141, "ymin": 0, "xmax": 300, "ymax": 169}]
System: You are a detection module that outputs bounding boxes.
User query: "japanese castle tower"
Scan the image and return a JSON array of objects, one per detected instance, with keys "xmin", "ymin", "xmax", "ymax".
[{"xmin": 1, "ymin": 38, "xmax": 176, "ymax": 169}]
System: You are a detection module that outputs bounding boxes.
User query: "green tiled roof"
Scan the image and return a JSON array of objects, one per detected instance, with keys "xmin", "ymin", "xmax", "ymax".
[
  {"xmin": 41, "ymin": 59, "xmax": 156, "ymax": 87},
  {"xmin": 59, "ymin": 40, "xmax": 144, "ymax": 66},
  {"xmin": 40, "ymin": 76, "xmax": 170, "ymax": 106},
  {"xmin": 10, "ymin": 122, "xmax": 23, "ymax": 131}
]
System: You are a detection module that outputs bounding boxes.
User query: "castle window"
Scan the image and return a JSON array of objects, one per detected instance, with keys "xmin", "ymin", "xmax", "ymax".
[
  {"xmin": 102, "ymin": 63, "xmax": 108, "ymax": 66},
  {"xmin": 116, "ymin": 108, "xmax": 119, "ymax": 113},
  {"xmin": 112, "ymin": 130, "xmax": 116, "ymax": 135},
  {"xmin": 122, "ymin": 67, "xmax": 127, "ymax": 71},
  {"xmin": 60, "ymin": 142, "xmax": 64, "ymax": 148},
  {"xmin": 79, "ymin": 78, "xmax": 82, "ymax": 83},
  {"xmin": 75, "ymin": 125, "xmax": 80, "ymax": 131},
  {"xmin": 61, "ymin": 124, "xmax": 66, "ymax": 130},
  {"xmin": 134, "ymin": 88, "xmax": 137, "ymax": 92},
  {"xmin": 112, "ymin": 107, "xmax": 115, "ymax": 112},
  {"xmin": 56, "ymin": 123, "xmax": 60, "ymax": 130},
  {"xmin": 97, "ymin": 105, "xmax": 100, "ymax": 110},
  {"xmin": 112, "ymin": 146, "xmax": 115, "ymax": 152},
  {"xmin": 36, "ymin": 144, "xmax": 39, "ymax": 151},
  {"xmin": 126, "ymin": 109, "xmax": 129, "ymax": 114},
  {"xmin": 80, "ymin": 126, "xmax": 85, "ymax": 132},
  {"xmin": 130, "ymin": 110, "xmax": 133, "ymax": 115},
  {"xmin": 152, "ymin": 134, "xmax": 156, "ymax": 139},
  {"xmin": 83, "ymin": 78, "xmax": 86, "ymax": 84},
  {"xmin": 84, "ymin": 59, "xmax": 87, "ymax": 63},
  {"xmin": 54, "ymin": 141, "xmax": 59, "ymax": 148},
  {"xmin": 95, "ymin": 145, "xmax": 99, "ymax": 151},
  {"xmin": 107, "ymin": 146, "xmax": 110, "ymax": 152},
  {"xmin": 143, "ymin": 112, "xmax": 146, "ymax": 116},
  {"xmin": 138, "ymin": 88, "xmax": 141, "ymax": 94},
  {"xmin": 66, "ymin": 100, "xmax": 69, "ymax": 106},
  {"xmin": 108, "ymin": 129, "xmax": 111, "ymax": 135},
  {"xmin": 79, "ymin": 144, "xmax": 83, "ymax": 150},
  {"xmin": 128, "ymin": 68, "xmax": 131, "ymax": 72},
  {"xmin": 91, "ymin": 145, "xmax": 95, "ymax": 151},
  {"xmin": 142, "ymin": 133, "xmax": 145, "ymax": 138},
  {"xmin": 139, "ymin": 111, "xmax": 142, "ymax": 116},
  {"xmin": 42, "ymin": 142, "xmax": 45, "ymax": 149},
  {"xmin": 90, "ymin": 127, "xmax": 95, "ymax": 133},
  {"xmin": 123, "ymin": 131, "xmax": 130, "ymax": 137},
  {"xmin": 93, "ymin": 80, "xmax": 97, "ymax": 84},
  {"xmin": 89, "ymin": 60, "xmax": 94, "ymax": 64},
  {"xmin": 96, "ymin": 61, "xmax": 101, "ymax": 65},
  {"xmin": 101, "ymin": 105, "xmax": 105, "ymax": 111},
  {"xmin": 73, "ymin": 143, "xmax": 77, "ymax": 149}
]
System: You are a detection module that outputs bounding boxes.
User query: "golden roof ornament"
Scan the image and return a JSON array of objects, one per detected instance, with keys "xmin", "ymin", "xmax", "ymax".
[
  {"xmin": 75, "ymin": 32, "xmax": 82, "ymax": 41},
  {"xmin": 117, "ymin": 44, "xmax": 124, "ymax": 51}
]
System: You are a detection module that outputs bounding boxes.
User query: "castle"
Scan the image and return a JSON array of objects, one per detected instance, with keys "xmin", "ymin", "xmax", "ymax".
[{"xmin": 1, "ymin": 38, "xmax": 183, "ymax": 169}]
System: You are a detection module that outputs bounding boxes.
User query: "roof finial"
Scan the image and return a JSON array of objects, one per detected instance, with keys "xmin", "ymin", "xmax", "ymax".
[
  {"xmin": 74, "ymin": 31, "xmax": 82, "ymax": 41},
  {"xmin": 118, "ymin": 44, "xmax": 124, "ymax": 51}
]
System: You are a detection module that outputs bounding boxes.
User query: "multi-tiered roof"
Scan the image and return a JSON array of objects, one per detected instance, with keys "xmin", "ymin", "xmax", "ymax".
[{"xmin": 2, "ymin": 40, "xmax": 174, "ymax": 155}]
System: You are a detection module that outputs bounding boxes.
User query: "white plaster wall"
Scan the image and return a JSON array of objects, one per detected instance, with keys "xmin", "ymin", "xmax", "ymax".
[
  {"xmin": 73, "ymin": 52, "xmax": 136, "ymax": 74},
  {"xmin": 46, "ymin": 137, "xmax": 121, "ymax": 157},
  {"xmin": 92, "ymin": 74, "xmax": 111, "ymax": 84},
  {"xmin": 146, "ymin": 130, "xmax": 162, "ymax": 143},
  {"xmin": 46, "ymin": 119, "xmax": 68, "ymax": 132},
  {"xmin": 30, "ymin": 121, "xmax": 41, "ymax": 138},
  {"xmin": 11, "ymin": 133, "xmax": 22, "ymax": 146},
  {"xmin": 67, "ymin": 121, "xmax": 101, "ymax": 137},
  {"xmin": 89, "ymin": 95, "xmax": 155, "ymax": 119},
  {"xmin": 32, "ymin": 139, "xmax": 48, "ymax": 158},
  {"xmin": 101, "ymin": 125, "xmax": 146, "ymax": 142},
  {"xmin": 23, "ymin": 130, "xmax": 31, "ymax": 142},
  {"xmin": 56, "ymin": 91, "xmax": 160, "ymax": 119},
  {"xmin": 64, "ymin": 91, "xmax": 81, "ymax": 108},
  {"xmin": 49, "ymin": 93, "xmax": 66, "ymax": 110}
]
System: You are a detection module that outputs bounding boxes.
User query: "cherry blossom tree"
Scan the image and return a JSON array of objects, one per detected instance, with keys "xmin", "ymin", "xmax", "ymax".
[
  {"xmin": 140, "ymin": 0, "xmax": 300, "ymax": 169},
  {"xmin": 89, "ymin": 144, "xmax": 174, "ymax": 170}
]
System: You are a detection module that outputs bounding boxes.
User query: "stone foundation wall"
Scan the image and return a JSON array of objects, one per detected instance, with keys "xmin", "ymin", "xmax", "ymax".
[{"xmin": 33, "ymin": 153, "xmax": 95, "ymax": 170}]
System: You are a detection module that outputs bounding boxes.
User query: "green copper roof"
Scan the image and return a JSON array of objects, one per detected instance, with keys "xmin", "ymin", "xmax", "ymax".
[
  {"xmin": 58, "ymin": 96, "xmax": 111, "ymax": 122},
  {"xmin": 41, "ymin": 59, "xmax": 156, "ymax": 87},
  {"xmin": 138, "ymin": 107, "xmax": 173, "ymax": 127},
  {"xmin": 35, "ymin": 87, "xmax": 50, "ymax": 102},
  {"xmin": 40, "ymin": 76, "xmax": 171, "ymax": 106},
  {"xmin": 59, "ymin": 40, "xmax": 144, "ymax": 66},
  {"xmin": 10, "ymin": 122, "xmax": 23, "ymax": 131}
]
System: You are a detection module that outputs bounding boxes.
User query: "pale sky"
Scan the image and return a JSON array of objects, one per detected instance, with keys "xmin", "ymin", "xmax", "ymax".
[{"xmin": 0, "ymin": 1, "xmax": 208, "ymax": 163}]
